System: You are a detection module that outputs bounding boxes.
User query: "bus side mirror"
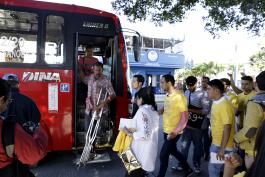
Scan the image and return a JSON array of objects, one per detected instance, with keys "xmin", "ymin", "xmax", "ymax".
[{"xmin": 133, "ymin": 36, "xmax": 141, "ymax": 62}]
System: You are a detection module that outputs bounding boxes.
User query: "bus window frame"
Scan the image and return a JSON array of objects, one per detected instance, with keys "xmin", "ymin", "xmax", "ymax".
[
  {"xmin": 113, "ymin": 34, "xmax": 124, "ymax": 96},
  {"xmin": 43, "ymin": 14, "xmax": 66, "ymax": 66},
  {"xmin": 0, "ymin": 5, "xmax": 42, "ymax": 67}
]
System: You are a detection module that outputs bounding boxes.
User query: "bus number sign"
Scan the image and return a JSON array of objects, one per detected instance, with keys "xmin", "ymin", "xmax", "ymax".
[{"xmin": 82, "ymin": 21, "xmax": 109, "ymax": 29}]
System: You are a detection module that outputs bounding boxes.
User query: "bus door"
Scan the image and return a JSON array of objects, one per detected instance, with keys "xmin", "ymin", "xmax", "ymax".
[{"xmin": 74, "ymin": 33, "xmax": 114, "ymax": 149}]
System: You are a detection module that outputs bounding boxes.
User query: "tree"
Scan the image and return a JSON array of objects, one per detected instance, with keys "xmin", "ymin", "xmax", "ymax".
[
  {"xmin": 175, "ymin": 61, "xmax": 225, "ymax": 79},
  {"xmin": 226, "ymin": 64, "xmax": 244, "ymax": 73},
  {"xmin": 112, "ymin": 0, "xmax": 265, "ymax": 35},
  {"xmin": 249, "ymin": 50, "xmax": 265, "ymax": 71}
]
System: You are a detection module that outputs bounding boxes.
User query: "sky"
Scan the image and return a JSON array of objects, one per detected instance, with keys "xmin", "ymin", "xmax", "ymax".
[{"xmin": 39, "ymin": 0, "xmax": 265, "ymax": 65}]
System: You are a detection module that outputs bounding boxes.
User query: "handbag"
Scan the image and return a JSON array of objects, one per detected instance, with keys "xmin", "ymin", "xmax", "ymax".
[{"xmin": 119, "ymin": 147, "xmax": 141, "ymax": 174}]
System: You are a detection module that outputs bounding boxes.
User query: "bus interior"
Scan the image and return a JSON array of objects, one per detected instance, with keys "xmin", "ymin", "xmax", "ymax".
[{"xmin": 75, "ymin": 34, "xmax": 115, "ymax": 149}]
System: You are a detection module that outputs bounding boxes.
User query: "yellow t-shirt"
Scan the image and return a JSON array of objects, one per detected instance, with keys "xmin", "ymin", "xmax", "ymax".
[
  {"xmin": 227, "ymin": 91, "xmax": 239, "ymax": 109},
  {"xmin": 163, "ymin": 90, "xmax": 187, "ymax": 134},
  {"xmin": 211, "ymin": 96, "xmax": 235, "ymax": 148},
  {"xmin": 234, "ymin": 101, "xmax": 265, "ymax": 156},
  {"xmin": 238, "ymin": 90, "xmax": 256, "ymax": 127}
]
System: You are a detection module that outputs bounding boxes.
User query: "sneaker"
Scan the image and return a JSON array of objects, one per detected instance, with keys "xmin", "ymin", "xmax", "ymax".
[
  {"xmin": 193, "ymin": 165, "xmax": 201, "ymax": 174},
  {"xmin": 183, "ymin": 168, "xmax": 193, "ymax": 177},
  {"xmin": 171, "ymin": 165, "xmax": 184, "ymax": 171}
]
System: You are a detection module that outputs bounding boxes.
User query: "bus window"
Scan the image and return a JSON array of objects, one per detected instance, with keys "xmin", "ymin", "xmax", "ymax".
[
  {"xmin": 45, "ymin": 15, "xmax": 64, "ymax": 64},
  {"xmin": 0, "ymin": 9, "xmax": 38, "ymax": 63}
]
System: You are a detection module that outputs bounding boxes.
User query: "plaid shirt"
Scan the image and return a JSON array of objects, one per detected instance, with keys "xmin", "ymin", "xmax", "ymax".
[{"xmin": 85, "ymin": 74, "xmax": 115, "ymax": 114}]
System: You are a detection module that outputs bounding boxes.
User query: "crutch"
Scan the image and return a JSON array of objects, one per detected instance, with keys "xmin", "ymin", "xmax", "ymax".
[{"xmin": 76, "ymin": 88, "xmax": 108, "ymax": 166}]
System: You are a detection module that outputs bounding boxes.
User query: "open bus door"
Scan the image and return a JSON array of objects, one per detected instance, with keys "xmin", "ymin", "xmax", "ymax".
[{"xmin": 73, "ymin": 33, "xmax": 115, "ymax": 152}]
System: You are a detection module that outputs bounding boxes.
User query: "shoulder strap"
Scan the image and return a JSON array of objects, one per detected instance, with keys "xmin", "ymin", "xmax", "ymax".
[
  {"xmin": 188, "ymin": 91, "xmax": 192, "ymax": 107},
  {"xmin": 2, "ymin": 120, "xmax": 16, "ymax": 158}
]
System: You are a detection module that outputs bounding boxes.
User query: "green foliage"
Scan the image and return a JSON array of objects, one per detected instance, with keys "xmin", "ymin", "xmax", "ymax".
[
  {"xmin": 226, "ymin": 64, "xmax": 244, "ymax": 73},
  {"xmin": 175, "ymin": 61, "xmax": 225, "ymax": 79},
  {"xmin": 249, "ymin": 50, "xmax": 265, "ymax": 71},
  {"xmin": 112, "ymin": 0, "xmax": 265, "ymax": 36}
]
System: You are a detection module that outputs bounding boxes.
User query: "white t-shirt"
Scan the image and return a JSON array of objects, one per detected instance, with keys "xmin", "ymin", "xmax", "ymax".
[{"xmin": 131, "ymin": 105, "xmax": 159, "ymax": 172}]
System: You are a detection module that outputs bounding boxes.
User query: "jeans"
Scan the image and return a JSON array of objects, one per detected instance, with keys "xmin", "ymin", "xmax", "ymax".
[
  {"xmin": 179, "ymin": 127, "xmax": 203, "ymax": 167},
  {"xmin": 208, "ymin": 144, "xmax": 234, "ymax": 177},
  {"xmin": 202, "ymin": 126, "xmax": 211, "ymax": 157},
  {"xmin": 157, "ymin": 133, "xmax": 190, "ymax": 177}
]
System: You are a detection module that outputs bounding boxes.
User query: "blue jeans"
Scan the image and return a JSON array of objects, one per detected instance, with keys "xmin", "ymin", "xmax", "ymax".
[
  {"xmin": 208, "ymin": 144, "xmax": 234, "ymax": 177},
  {"xmin": 179, "ymin": 127, "xmax": 203, "ymax": 167}
]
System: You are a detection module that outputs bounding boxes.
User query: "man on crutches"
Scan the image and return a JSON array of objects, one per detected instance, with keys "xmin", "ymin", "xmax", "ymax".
[{"xmin": 79, "ymin": 62, "xmax": 116, "ymax": 164}]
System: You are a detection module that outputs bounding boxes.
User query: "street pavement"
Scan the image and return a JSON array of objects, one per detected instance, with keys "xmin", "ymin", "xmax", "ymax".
[{"xmin": 33, "ymin": 104, "xmax": 210, "ymax": 177}]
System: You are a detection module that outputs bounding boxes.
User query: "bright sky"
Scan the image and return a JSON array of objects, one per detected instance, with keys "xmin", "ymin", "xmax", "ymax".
[{"xmin": 40, "ymin": 0, "xmax": 265, "ymax": 65}]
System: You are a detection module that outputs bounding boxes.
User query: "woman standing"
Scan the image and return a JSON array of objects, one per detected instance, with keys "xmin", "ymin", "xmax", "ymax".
[
  {"xmin": 0, "ymin": 78, "xmax": 48, "ymax": 177},
  {"xmin": 123, "ymin": 87, "xmax": 159, "ymax": 177}
]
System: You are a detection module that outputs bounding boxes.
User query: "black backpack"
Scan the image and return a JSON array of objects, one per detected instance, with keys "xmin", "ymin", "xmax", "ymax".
[{"xmin": 0, "ymin": 120, "xmax": 35, "ymax": 177}]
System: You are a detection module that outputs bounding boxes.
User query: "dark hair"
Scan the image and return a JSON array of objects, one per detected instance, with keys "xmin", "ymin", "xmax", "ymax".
[
  {"xmin": 94, "ymin": 62, "xmax": 103, "ymax": 69},
  {"xmin": 163, "ymin": 74, "xmax": 175, "ymax": 86},
  {"xmin": 136, "ymin": 87, "xmax": 157, "ymax": 111},
  {"xmin": 220, "ymin": 78, "xmax": 231, "ymax": 86},
  {"xmin": 208, "ymin": 79, "xmax": 225, "ymax": 94},
  {"xmin": 241, "ymin": 76, "xmax": 253, "ymax": 82},
  {"xmin": 133, "ymin": 75, "xmax": 145, "ymax": 85},
  {"xmin": 245, "ymin": 120, "xmax": 265, "ymax": 177},
  {"xmin": 202, "ymin": 76, "xmax": 210, "ymax": 82},
  {"xmin": 0, "ymin": 78, "xmax": 10, "ymax": 102},
  {"xmin": 256, "ymin": 71, "xmax": 265, "ymax": 90},
  {"xmin": 185, "ymin": 76, "xmax": 197, "ymax": 86}
]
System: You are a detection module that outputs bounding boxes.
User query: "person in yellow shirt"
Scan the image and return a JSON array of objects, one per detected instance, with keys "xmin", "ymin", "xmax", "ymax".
[
  {"xmin": 220, "ymin": 78, "xmax": 239, "ymax": 110},
  {"xmin": 234, "ymin": 71, "xmax": 265, "ymax": 169},
  {"xmin": 207, "ymin": 79, "xmax": 235, "ymax": 177},
  {"xmin": 237, "ymin": 77, "xmax": 256, "ymax": 128},
  {"xmin": 223, "ymin": 120, "xmax": 265, "ymax": 177},
  {"xmin": 228, "ymin": 74, "xmax": 256, "ymax": 128},
  {"xmin": 157, "ymin": 74, "xmax": 192, "ymax": 177}
]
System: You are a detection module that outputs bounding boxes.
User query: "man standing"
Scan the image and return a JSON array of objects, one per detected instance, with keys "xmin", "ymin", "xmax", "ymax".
[
  {"xmin": 234, "ymin": 71, "xmax": 265, "ymax": 169},
  {"xmin": 2, "ymin": 74, "xmax": 40, "ymax": 134},
  {"xmin": 237, "ymin": 76, "xmax": 256, "ymax": 129},
  {"xmin": 131, "ymin": 74, "xmax": 145, "ymax": 117},
  {"xmin": 85, "ymin": 62, "xmax": 116, "ymax": 147},
  {"xmin": 78, "ymin": 46, "xmax": 99, "ymax": 104},
  {"xmin": 228, "ymin": 74, "xmax": 256, "ymax": 128},
  {"xmin": 78, "ymin": 46, "xmax": 99, "ymax": 76},
  {"xmin": 157, "ymin": 74, "xmax": 192, "ymax": 177},
  {"xmin": 200, "ymin": 76, "xmax": 211, "ymax": 161},
  {"xmin": 207, "ymin": 79, "xmax": 235, "ymax": 177},
  {"xmin": 173, "ymin": 76, "xmax": 210, "ymax": 174}
]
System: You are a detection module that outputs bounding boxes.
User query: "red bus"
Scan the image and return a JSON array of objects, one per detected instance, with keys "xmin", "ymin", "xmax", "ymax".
[{"xmin": 0, "ymin": 0, "xmax": 140, "ymax": 151}]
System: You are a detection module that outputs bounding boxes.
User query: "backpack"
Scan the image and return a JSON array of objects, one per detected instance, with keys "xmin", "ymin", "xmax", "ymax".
[{"xmin": 0, "ymin": 120, "xmax": 35, "ymax": 177}]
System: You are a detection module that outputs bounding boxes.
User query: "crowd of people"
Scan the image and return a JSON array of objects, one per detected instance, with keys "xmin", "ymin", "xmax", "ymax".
[
  {"xmin": 120, "ymin": 70, "xmax": 265, "ymax": 177},
  {"xmin": 0, "ymin": 45, "xmax": 264, "ymax": 177}
]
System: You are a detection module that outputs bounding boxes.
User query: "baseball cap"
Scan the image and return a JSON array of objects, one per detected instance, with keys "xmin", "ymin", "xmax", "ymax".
[
  {"xmin": 2, "ymin": 74, "xmax": 19, "ymax": 83},
  {"xmin": 185, "ymin": 76, "xmax": 197, "ymax": 86}
]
